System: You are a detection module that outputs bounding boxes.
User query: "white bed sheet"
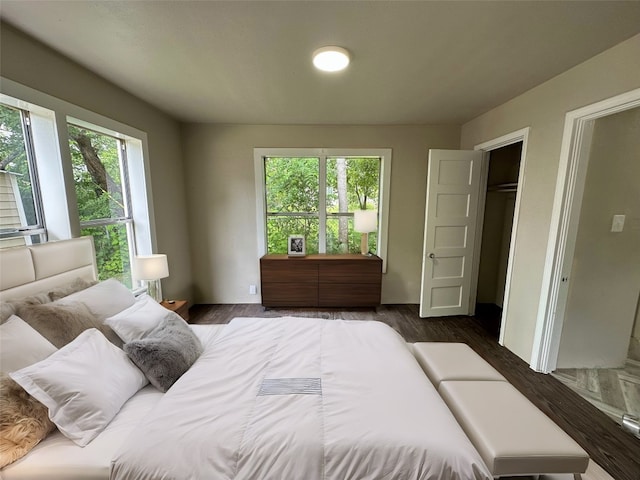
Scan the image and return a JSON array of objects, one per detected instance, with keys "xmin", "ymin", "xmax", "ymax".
[
  {"xmin": 1, "ymin": 324, "xmax": 225, "ymax": 480},
  {"xmin": 111, "ymin": 317, "xmax": 492, "ymax": 480}
]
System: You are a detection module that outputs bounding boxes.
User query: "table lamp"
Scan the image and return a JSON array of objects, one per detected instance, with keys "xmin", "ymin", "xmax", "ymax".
[
  {"xmin": 353, "ymin": 210, "xmax": 377, "ymax": 256},
  {"xmin": 133, "ymin": 254, "xmax": 169, "ymax": 302}
]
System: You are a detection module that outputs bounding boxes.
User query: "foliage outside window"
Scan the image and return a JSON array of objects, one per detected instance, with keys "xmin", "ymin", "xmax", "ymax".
[
  {"xmin": 68, "ymin": 124, "xmax": 134, "ymax": 287},
  {"xmin": 0, "ymin": 103, "xmax": 46, "ymax": 249},
  {"xmin": 264, "ymin": 156, "xmax": 380, "ymax": 255}
]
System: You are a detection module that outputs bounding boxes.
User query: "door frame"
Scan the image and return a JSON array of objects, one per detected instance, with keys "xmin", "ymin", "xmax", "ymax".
[
  {"xmin": 530, "ymin": 88, "xmax": 640, "ymax": 373},
  {"xmin": 470, "ymin": 128, "xmax": 530, "ymax": 345}
]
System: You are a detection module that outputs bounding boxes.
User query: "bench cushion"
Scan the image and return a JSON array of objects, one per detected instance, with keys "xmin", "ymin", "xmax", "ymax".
[
  {"xmin": 412, "ymin": 342, "xmax": 505, "ymax": 387},
  {"xmin": 439, "ymin": 380, "xmax": 589, "ymax": 476}
]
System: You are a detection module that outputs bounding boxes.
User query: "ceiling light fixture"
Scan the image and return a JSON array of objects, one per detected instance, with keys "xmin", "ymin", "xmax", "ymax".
[{"xmin": 312, "ymin": 46, "xmax": 350, "ymax": 72}]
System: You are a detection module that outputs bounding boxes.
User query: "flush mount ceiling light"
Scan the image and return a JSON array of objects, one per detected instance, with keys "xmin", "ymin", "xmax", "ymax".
[{"xmin": 312, "ymin": 46, "xmax": 350, "ymax": 72}]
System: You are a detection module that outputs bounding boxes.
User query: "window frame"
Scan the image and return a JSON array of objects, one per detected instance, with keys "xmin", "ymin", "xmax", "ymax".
[
  {"xmin": 0, "ymin": 103, "xmax": 47, "ymax": 245},
  {"xmin": 254, "ymin": 148, "xmax": 392, "ymax": 271},
  {"xmin": 68, "ymin": 121, "xmax": 138, "ymax": 285}
]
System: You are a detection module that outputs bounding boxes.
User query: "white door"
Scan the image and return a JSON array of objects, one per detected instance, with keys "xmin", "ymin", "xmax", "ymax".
[{"xmin": 420, "ymin": 149, "xmax": 483, "ymax": 317}]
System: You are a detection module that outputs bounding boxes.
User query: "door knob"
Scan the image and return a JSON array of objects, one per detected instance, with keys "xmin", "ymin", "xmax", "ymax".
[{"xmin": 428, "ymin": 253, "xmax": 435, "ymax": 259}]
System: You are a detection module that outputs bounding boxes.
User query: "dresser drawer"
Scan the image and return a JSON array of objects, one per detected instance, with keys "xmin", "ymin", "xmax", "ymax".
[
  {"xmin": 319, "ymin": 260, "xmax": 382, "ymax": 284},
  {"xmin": 260, "ymin": 259, "xmax": 318, "ymax": 283},
  {"xmin": 261, "ymin": 283, "xmax": 318, "ymax": 307},
  {"xmin": 319, "ymin": 283, "xmax": 381, "ymax": 307}
]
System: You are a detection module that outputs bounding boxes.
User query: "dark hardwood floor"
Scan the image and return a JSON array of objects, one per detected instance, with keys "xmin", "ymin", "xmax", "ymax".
[{"xmin": 189, "ymin": 303, "xmax": 640, "ymax": 480}]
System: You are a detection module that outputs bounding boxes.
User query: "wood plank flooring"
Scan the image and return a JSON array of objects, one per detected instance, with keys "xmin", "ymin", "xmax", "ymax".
[{"xmin": 189, "ymin": 304, "xmax": 640, "ymax": 480}]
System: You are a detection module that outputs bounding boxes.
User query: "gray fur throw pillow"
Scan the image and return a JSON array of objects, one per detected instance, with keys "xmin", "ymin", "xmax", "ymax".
[
  {"xmin": 17, "ymin": 302, "xmax": 122, "ymax": 349},
  {"xmin": 124, "ymin": 314, "xmax": 203, "ymax": 393}
]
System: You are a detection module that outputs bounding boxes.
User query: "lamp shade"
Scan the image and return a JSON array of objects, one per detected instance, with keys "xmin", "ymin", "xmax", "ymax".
[
  {"xmin": 133, "ymin": 254, "xmax": 169, "ymax": 281},
  {"xmin": 353, "ymin": 210, "xmax": 377, "ymax": 233}
]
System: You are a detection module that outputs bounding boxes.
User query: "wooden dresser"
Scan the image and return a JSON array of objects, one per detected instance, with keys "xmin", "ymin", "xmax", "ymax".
[{"xmin": 260, "ymin": 254, "xmax": 382, "ymax": 308}]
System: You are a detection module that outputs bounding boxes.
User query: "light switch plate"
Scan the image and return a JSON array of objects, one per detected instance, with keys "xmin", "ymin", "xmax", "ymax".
[{"xmin": 611, "ymin": 214, "xmax": 625, "ymax": 232}]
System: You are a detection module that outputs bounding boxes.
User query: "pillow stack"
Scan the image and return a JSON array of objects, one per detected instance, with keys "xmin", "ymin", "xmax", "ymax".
[
  {"xmin": 105, "ymin": 295, "xmax": 203, "ymax": 392},
  {"xmin": 0, "ymin": 278, "xmax": 141, "ymax": 466},
  {"xmin": 9, "ymin": 329, "xmax": 148, "ymax": 447},
  {"xmin": 1, "ymin": 279, "xmax": 203, "ymax": 467},
  {"xmin": 0, "ymin": 317, "xmax": 58, "ymax": 468}
]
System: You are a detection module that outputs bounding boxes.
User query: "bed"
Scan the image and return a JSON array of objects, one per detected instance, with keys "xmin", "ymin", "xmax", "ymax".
[{"xmin": 0, "ymin": 238, "xmax": 491, "ymax": 480}]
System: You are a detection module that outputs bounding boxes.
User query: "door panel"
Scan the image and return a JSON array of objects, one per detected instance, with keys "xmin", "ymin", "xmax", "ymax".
[{"xmin": 420, "ymin": 149, "xmax": 483, "ymax": 317}]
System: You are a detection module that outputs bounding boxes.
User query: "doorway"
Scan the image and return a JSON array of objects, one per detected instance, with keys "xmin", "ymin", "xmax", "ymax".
[
  {"xmin": 474, "ymin": 143, "xmax": 522, "ymax": 339},
  {"xmin": 419, "ymin": 129, "xmax": 529, "ymax": 338},
  {"xmin": 531, "ymin": 88, "xmax": 640, "ymax": 374},
  {"xmin": 550, "ymin": 106, "xmax": 640, "ymax": 424}
]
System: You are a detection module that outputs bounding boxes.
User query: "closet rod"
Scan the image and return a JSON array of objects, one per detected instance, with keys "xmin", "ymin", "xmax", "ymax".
[
  {"xmin": 488, "ymin": 182, "xmax": 518, "ymax": 193},
  {"xmin": 488, "ymin": 187, "xmax": 517, "ymax": 193}
]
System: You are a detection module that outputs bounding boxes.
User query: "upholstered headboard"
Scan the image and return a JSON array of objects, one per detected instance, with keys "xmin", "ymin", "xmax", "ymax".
[{"xmin": 0, "ymin": 237, "xmax": 97, "ymax": 301}]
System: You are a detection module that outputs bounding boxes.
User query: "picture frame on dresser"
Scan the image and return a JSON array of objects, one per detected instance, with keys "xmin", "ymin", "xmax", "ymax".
[{"xmin": 287, "ymin": 235, "xmax": 305, "ymax": 257}]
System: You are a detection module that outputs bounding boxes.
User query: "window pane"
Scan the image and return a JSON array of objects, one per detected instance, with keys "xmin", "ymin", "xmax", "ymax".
[
  {"xmin": 265, "ymin": 157, "xmax": 319, "ymax": 213},
  {"xmin": 81, "ymin": 223, "xmax": 132, "ymax": 288},
  {"xmin": 266, "ymin": 216, "xmax": 319, "ymax": 254},
  {"xmin": 326, "ymin": 156, "xmax": 380, "ymax": 212},
  {"xmin": 325, "ymin": 216, "xmax": 377, "ymax": 254},
  {"xmin": 325, "ymin": 157, "xmax": 380, "ymax": 254},
  {"xmin": 0, "ymin": 104, "xmax": 39, "ymax": 230},
  {"xmin": 68, "ymin": 125, "xmax": 126, "ymax": 221}
]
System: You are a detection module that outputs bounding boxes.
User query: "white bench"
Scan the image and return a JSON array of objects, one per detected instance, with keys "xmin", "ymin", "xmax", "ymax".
[
  {"xmin": 411, "ymin": 342, "xmax": 589, "ymax": 479},
  {"xmin": 411, "ymin": 342, "xmax": 505, "ymax": 387}
]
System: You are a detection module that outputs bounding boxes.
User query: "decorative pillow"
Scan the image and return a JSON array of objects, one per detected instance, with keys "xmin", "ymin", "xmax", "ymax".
[
  {"xmin": 105, "ymin": 294, "xmax": 184, "ymax": 343},
  {"xmin": 17, "ymin": 302, "xmax": 122, "ymax": 349},
  {"xmin": 55, "ymin": 278, "xmax": 136, "ymax": 320},
  {"xmin": 10, "ymin": 329, "xmax": 148, "ymax": 447},
  {"xmin": 0, "ymin": 293, "xmax": 51, "ymax": 323},
  {"xmin": 0, "ymin": 374, "xmax": 55, "ymax": 468},
  {"xmin": 124, "ymin": 315, "xmax": 204, "ymax": 392},
  {"xmin": 47, "ymin": 277, "xmax": 97, "ymax": 302},
  {"xmin": 0, "ymin": 315, "xmax": 57, "ymax": 374}
]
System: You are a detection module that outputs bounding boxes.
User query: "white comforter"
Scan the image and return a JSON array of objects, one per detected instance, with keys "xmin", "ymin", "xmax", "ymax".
[{"xmin": 110, "ymin": 317, "xmax": 491, "ymax": 480}]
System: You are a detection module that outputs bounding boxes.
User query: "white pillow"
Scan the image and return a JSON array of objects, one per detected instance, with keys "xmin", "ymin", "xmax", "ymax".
[
  {"xmin": 55, "ymin": 278, "xmax": 135, "ymax": 320},
  {"xmin": 0, "ymin": 315, "xmax": 57, "ymax": 373},
  {"xmin": 10, "ymin": 328, "xmax": 148, "ymax": 447},
  {"xmin": 104, "ymin": 294, "xmax": 181, "ymax": 343}
]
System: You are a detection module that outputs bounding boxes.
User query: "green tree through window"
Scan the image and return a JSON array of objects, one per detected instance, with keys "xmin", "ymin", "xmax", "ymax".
[
  {"xmin": 265, "ymin": 156, "xmax": 380, "ymax": 255},
  {"xmin": 68, "ymin": 125, "xmax": 133, "ymax": 287}
]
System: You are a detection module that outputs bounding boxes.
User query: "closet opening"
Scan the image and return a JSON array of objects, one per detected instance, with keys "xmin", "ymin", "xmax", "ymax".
[{"xmin": 475, "ymin": 142, "xmax": 522, "ymax": 340}]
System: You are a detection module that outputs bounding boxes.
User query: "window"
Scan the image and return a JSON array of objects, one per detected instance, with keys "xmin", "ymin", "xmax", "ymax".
[
  {"xmin": 0, "ymin": 103, "xmax": 46, "ymax": 249},
  {"xmin": 256, "ymin": 148, "xmax": 391, "ymax": 266},
  {"xmin": 68, "ymin": 123, "xmax": 134, "ymax": 287},
  {"xmin": 1, "ymin": 83, "xmax": 155, "ymax": 291}
]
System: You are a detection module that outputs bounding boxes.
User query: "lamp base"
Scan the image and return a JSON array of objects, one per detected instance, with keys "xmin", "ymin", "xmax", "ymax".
[
  {"xmin": 360, "ymin": 232, "xmax": 369, "ymax": 256},
  {"xmin": 144, "ymin": 279, "xmax": 163, "ymax": 302}
]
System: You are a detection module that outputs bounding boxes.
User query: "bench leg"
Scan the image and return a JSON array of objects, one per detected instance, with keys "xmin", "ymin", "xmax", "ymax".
[{"xmin": 574, "ymin": 474, "xmax": 582, "ymax": 480}]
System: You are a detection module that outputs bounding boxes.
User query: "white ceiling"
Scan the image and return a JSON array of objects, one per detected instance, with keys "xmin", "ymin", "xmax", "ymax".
[{"xmin": 2, "ymin": 1, "xmax": 640, "ymax": 125}]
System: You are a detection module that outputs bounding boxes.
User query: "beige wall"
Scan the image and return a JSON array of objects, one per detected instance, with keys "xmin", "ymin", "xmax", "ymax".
[
  {"xmin": 461, "ymin": 33, "xmax": 640, "ymax": 363},
  {"xmin": 635, "ymin": 300, "xmax": 640, "ymax": 340},
  {"xmin": 557, "ymin": 107, "xmax": 640, "ymax": 368},
  {"xmin": 0, "ymin": 23, "xmax": 193, "ymax": 301},
  {"xmin": 182, "ymin": 124, "xmax": 460, "ymax": 303}
]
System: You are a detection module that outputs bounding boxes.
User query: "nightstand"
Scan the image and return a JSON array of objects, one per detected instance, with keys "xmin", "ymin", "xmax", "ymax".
[{"xmin": 160, "ymin": 299, "xmax": 189, "ymax": 321}]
